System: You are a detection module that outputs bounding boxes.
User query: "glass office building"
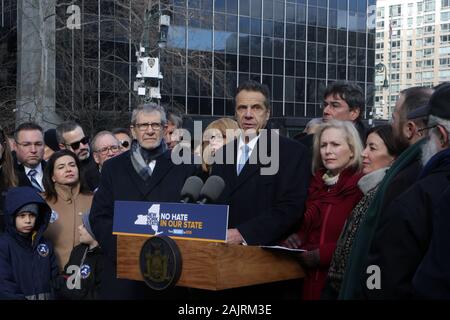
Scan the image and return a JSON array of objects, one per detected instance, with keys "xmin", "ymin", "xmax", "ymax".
[
  {"xmin": 3, "ymin": 0, "xmax": 376, "ymax": 133},
  {"xmin": 165, "ymin": 0, "xmax": 376, "ymax": 129}
]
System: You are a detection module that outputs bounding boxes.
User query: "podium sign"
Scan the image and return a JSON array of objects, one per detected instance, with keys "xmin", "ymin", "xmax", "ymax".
[{"xmin": 113, "ymin": 201, "xmax": 229, "ymax": 242}]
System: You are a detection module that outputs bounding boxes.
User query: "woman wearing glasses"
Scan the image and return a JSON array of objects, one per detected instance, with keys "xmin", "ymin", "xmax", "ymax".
[
  {"xmin": 0, "ymin": 127, "xmax": 18, "ymax": 233},
  {"xmin": 42, "ymin": 150, "xmax": 93, "ymax": 270}
]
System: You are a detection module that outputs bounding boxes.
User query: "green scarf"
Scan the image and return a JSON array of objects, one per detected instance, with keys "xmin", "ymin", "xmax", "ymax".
[{"xmin": 338, "ymin": 139, "xmax": 425, "ymax": 299}]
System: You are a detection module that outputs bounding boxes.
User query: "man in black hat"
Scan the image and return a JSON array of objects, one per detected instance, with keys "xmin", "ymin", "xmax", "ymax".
[
  {"xmin": 362, "ymin": 83, "xmax": 450, "ymax": 299},
  {"xmin": 43, "ymin": 128, "xmax": 59, "ymax": 161}
]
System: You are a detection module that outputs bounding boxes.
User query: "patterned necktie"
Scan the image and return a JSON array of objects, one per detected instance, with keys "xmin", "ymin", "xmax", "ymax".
[
  {"xmin": 237, "ymin": 144, "xmax": 250, "ymax": 175},
  {"xmin": 28, "ymin": 169, "xmax": 43, "ymax": 192}
]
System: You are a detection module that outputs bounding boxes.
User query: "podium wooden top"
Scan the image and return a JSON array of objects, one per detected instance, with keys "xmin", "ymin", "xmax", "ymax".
[{"xmin": 117, "ymin": 234, "xmax": 305, "ymax": 291}]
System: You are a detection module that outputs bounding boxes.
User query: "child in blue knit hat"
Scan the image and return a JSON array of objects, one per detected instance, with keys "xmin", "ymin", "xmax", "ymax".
[{"xmin": 0, "ymin": 187, "xmax": 58, "ymax": 299}]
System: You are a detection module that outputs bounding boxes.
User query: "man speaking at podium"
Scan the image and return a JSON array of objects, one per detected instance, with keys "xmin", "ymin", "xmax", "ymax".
[
  {"xmin": 89, "ymin": 103, "xmax": 196, "ymax": 299},
  {"xmin": 211, "ymin": 80, "xmax": 311, "ymax": 246}
]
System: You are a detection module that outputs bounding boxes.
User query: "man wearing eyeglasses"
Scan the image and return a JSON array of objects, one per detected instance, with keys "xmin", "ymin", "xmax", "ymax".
[
  {"xmin": 56, "ymin": 121, "xmax": 100, "ymax": 191},
  {"xmin": 13, "ymin": 122, "xmax": 46, "ymax": 192},
  {"xmin": 90, "ymin": 103, "xmax": 196, "ymax": 299},
  {"xmin": 91, "ymin": 131, "xmax": 122, "ymax": 172},
  {"xmin": 353, "ymin": 83, "xmax": 450, "ymax": 300}
]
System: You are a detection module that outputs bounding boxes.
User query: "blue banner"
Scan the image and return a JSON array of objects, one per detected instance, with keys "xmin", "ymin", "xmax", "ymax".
[{"xmin": 112, "ymin": 201, "xmax": 229, "ymax": 242}]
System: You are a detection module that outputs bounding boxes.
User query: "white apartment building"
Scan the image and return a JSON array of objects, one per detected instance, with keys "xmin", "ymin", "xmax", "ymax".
[{"xmin": 375, "ymin": 0, "xmax": 450, "ymax": 119}]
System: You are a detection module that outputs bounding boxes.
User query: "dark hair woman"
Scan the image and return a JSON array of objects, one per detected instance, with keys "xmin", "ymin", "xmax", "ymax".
[
  {"xmin": 42, "ymin": 150, "xmax": 93, "ymax": 270},
  {"xmin": 322, "ymin": 125, "xmax": 400, "ymax": 299},
  {"xmin": 0, "ymin": 127, "xmax": 18, "ymax": 232}
]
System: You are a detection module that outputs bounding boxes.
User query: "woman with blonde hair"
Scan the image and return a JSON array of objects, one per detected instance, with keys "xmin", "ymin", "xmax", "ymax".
[
  {"xmin": 200, "ymin": 118, "xmax": 240, "ymax": 177},
  {"xmin": 282, "ymin": 120, "xmax": 364, "ymax": 300},
  {"xmin": 0, "ymin": 127, "xmax": 18, "ymax": 232}
]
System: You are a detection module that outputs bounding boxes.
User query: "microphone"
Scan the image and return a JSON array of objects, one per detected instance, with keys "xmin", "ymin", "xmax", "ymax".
[
  {"xmin": 197, "ymin": 175, "xmax": 225, "ymax": 204},
  {"xmin": 180, "ymin": 176, "xmax": 204, "ymax": 203}
]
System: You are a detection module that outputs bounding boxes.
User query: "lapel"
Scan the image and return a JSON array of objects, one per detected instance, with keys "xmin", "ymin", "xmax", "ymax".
[
  {"xmin": 126, "ymin": 150, "xmax": 174, "ymax": 199},
  {"xmin": 224, "ymin": 133, "xmax": 273, "ymax": 196},
  {"xmin": 145, "ymin": 151, "xmax": 174, "ymax": 197}
]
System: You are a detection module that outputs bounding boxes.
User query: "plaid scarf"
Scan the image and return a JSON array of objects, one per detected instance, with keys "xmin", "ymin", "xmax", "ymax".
[{"xmin": 130, "ymin": 140, "xmax": 167, "ymax": 181}]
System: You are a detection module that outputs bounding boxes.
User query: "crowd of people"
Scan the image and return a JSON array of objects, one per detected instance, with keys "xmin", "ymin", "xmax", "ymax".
[{"xmin": 0, "ymin": 79, "xmax": 449, "ymax": 300}]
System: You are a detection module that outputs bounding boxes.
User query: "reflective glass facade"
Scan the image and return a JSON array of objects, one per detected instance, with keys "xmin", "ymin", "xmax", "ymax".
[
  {"xmin": 165, "ymin": 0, "xmax": 376, "ymax": 123},
  {"xmin": 3, "ymin": 0, "xmax": 376, "ymax": 133}
]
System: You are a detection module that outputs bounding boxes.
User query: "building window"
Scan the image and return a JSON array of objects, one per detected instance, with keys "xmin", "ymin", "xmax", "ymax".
[
  {"xmin": 424, "ymin": 48, "xmax": 435, "ymax": 56},
  {"xmin": 389, "ymin": 5, "xmax": 402, "ymax": 17},
  {"xmin": 443, "ymin": 0, "xmax": 450, "ymax": 9},
  {"xmin": 424, "ymin": 0, "xmax": 436, "ymax": 12},
  {"xmin": 424, "ymin": 14, "xmax": 435, "ymax": 24}
]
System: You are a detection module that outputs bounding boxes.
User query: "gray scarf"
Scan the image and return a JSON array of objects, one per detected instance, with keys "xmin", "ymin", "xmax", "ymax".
[{"xmin": 130, "ymin": 140, "xmax": 167, "ymax": 181}]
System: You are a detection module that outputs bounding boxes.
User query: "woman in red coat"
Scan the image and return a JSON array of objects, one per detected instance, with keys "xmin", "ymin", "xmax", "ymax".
[{"xmin": 283, "ymin": 120, "xmax": 364, "ymax": 300}]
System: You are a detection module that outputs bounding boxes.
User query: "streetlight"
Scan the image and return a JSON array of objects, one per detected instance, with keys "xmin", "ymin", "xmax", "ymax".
[
  {"xmin": 375, "ymin": 62, "xmax": 390, "ymax": 119},
  {"xmin": 375, "ymin": 62, "xmax": 389, "ymax": 88}
]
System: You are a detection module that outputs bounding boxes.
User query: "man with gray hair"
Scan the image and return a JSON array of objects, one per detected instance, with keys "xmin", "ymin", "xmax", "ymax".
[
  {"xmin": 89, "ymin": 103, "xmax": 196, "ymax": 299},
  {"xmin": 91, "ymin": 131, "xmax": 122, "ymax": 172}
]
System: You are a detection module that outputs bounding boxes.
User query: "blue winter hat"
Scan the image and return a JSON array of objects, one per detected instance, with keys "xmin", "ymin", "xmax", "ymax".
[{"xmin": 17, "ymin": 203, "xmax": 39, "ymax": 216}]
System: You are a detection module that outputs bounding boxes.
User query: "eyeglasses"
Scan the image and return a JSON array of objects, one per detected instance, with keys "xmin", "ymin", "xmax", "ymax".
[
  {"xmin": 120, "ymin": 140, "xmax": 130, "ymax": 148},
  {"xmin": 66, "ymin": 136, "xmax": 90, "ymax": 150},
  {"xmin": 94, "ymin": 145, "xmax": 120, "ymax": 155},
  {"xmin": 132, "ymin": 122, "xmax": 163, "ymax": 131},
  {"xmin": 418, "ymin": 125, "xmax": 438, "ymax": 133},
  {"xmin": 15, "ymin": 141, "xmax": 44, "ymax": 148}
]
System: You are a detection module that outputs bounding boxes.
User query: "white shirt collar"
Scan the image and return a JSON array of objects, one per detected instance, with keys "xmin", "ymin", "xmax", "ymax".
[
  {"xmin": 238, "ymin": 133, "xmax": 259, "ymax": 153},
  {"xmin": 24, "ymin": 163, "xmax": 43, "ymax": 175}
]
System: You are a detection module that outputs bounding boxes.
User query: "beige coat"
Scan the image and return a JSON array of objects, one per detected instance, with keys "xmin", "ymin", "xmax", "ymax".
[{"xmin": 43, "ymin": 184, "xmax": 93, "ymax": 271}]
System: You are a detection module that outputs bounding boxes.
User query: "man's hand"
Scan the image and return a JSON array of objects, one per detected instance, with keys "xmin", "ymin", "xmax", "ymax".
[{"xmin": 226, "ymin": 228, "xmax": 245, "ymax": 244}]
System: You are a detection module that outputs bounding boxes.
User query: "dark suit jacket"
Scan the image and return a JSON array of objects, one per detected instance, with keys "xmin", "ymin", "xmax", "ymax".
[
  {"xmin": 90, "ymin": 149, "xmax": 196, "ymax": 299},
  {"xmin": 211, "ymin": 132, "xmax": 311, "ymax": 245},
  {"xmin": 14, "ymin": 160, "xmax": 46, "ymax": 189},
  {"xmin": 80, "ymin": 156, "xmax": 100, "ymax": 192}
]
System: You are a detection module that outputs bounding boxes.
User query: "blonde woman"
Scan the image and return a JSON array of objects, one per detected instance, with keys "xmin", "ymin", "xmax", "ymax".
[
  {"xmin": 283, "ymin": 120, "xmax": 364, "ymax": 300},
  {"xmin": 200, "ymin": 118, "xmax": 240, "ymax": 178}
]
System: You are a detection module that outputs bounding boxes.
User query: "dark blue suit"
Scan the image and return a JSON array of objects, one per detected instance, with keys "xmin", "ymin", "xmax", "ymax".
[
  {"xmin": 90, "ymin": 150, "xmax": 196, "ymax": 299},
  {"xmin": 211, "ymin": 132, "xmax": 311, "ymax": 245}
]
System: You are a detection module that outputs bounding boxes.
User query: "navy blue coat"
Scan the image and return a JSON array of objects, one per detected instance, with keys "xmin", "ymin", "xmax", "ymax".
[
  {"xmin": 413, "ymin": 179, "xmax": 450, "ymax": 299},
  {"xmin": 0, "ymin": 187, "xmax": 58, "ymax": 300},
  {"xmin": 363, "ymin": 148, "xmax": 450, "ymax": 299},
  {"xmin": 211, "ymin": 133, "xmax": 311, "ymax": 245},
  {"xmin": 90, "ymin": 150, "xmax": 196, "ymax": 299}
]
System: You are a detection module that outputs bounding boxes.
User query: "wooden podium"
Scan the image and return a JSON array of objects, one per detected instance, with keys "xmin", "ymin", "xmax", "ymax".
[{"xmin": 117, "ymin": 234, "xmax": 305, "ymax": 291}]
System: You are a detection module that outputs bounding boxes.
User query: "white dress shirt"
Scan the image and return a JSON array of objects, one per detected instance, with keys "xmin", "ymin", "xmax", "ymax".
[
  {"xmin": 236, "ymin": 134, "xmax": 260, "ymax": 173},
  {"xmin": 24, "ymin": 163, "xmax": 44, "ymax": 191}
]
